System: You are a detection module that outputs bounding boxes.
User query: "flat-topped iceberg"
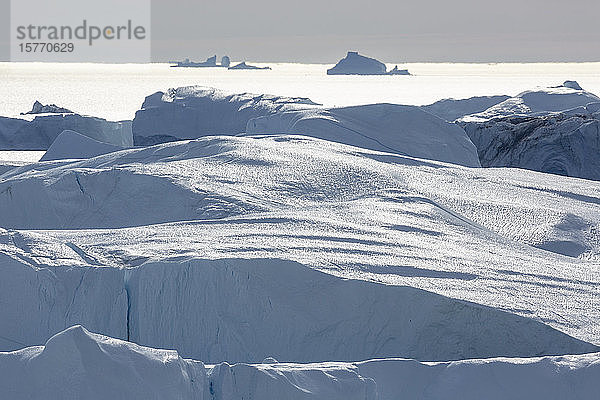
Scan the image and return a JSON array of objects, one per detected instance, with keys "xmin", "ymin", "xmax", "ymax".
[
  {"xmin": 171, "ymin": 55, "xmax": 231, "ymax": 68},
  {"xmin": 132, "ymin": 86, "xmax": 319, "ymax": 145},
  {"xmin": 246, "ymin": 103, "xmax": 480, "ymax": 167}
]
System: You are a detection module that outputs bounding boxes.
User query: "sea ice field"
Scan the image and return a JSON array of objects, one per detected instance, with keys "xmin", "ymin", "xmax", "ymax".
[{"xmin": 0, "ymin": 62, "xmax": 599, "ymax": 399}]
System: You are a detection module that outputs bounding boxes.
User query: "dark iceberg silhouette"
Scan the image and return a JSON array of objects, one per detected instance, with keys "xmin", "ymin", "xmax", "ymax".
[
  {"xmin": 228, "ymin": 62, "xmax": 271, "ymax": 70},
  {"xmin": 327, "ymin": 51, "xmax": 410, "ymax": 75},
  {"xmin": 21, "ymin": 101, "xmax": 73, "ymax": 115}
]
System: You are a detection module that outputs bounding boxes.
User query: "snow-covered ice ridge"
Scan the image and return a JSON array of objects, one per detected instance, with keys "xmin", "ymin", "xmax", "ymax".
[{"xmin": 1, "ymin": 325, "xmax": 598, "ymax": 400}]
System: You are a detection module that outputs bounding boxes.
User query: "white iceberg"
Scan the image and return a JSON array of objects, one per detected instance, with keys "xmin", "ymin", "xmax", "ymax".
[
  {"xmin": 132, "ymin": 86, "xmax": 319, "ymax": 145},
  {"xmin": 461, "ymin": 81, "xmax": 600, "ymax": 122},
  {"xmin": 0, "ymin": 325, "xmax": 208, "ymax": 400},
  {"xmin": 2, "ymin": 130, "xmax": 600, "ymax": 397},
  {"xmin": 356, "ymin": 353, "xmax": 600, "ymax": 400}
]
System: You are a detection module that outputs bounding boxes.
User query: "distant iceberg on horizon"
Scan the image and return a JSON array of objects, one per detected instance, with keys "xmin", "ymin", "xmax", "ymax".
[
  {"xmin": 171, "ymin": 55, "xmax": 230, "ymax": 68},
  {"xmin": 327, "ymin": 51, "xmax": 410, "ymax": 76},
  {"xmin": 228, "ymin": 61, "xmax": 271, "ymax": 70}
]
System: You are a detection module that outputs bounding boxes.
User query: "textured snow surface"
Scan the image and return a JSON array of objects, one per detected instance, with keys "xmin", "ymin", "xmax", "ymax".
[
  {"xmin": 1, "ymin": 325, "xmax": 598, "ymax": 400},
  {"xmin": 40, "ymin": 130, "xmax": 126, "ymax": 161},
  {"xmin": 245, "ymin": 104, "xmax": 481, "ymax": 167},
  {"xmin": 0, "ymin": 114, "xmax": 132, "ymax": 149},
  {"xmin": 132, "ymin": 86, "xmax": 319, "ymax": 145},
  {"xmin": 1, "ymin": 136, "xmax": 599, "ymax": 356}
]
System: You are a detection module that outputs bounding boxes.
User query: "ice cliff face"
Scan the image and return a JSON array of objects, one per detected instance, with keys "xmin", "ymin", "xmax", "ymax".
[
  {"xmin": 246, "ymin": 104, "xmax": 481, "ymax": 167},
  {"xmin": 428, "ymin": 82, "xmax": 600, "ymax": 181},
  {"xmin": 0, "ymin": 114, "xmax": 133, "ymax": 149},
  {"xmin": 132, "ymin": 86, "xmax": 319, "ymax": 145},
  {"xmin": 461, "ymin": 112, "xmax": 600, "ymax": 181},
  {"xmin": 128, "ymin": 258, "xmax": 597, "ymax": 362},
  {"xmin": 0, "ymin": 249, "xmax": 596, "ymax": 362}
]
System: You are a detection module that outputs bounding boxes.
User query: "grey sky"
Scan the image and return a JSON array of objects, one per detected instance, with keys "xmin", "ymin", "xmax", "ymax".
[{"xmin": 2, "ymin": 0, "xmax": 600, "ymax": 62}]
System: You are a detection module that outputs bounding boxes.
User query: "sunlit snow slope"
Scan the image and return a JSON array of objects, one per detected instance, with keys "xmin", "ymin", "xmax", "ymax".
[{"xmin": 1, "ymin": 136, "xmax": 598, "ymax": 361}]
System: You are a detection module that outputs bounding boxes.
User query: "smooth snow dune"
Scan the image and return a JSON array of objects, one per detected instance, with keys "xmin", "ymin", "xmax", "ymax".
[
  {"xmin": 132, "ymin": 86, "xmax": 319, "ymax": 145},
  {"xmin": 40, "ymin": 130, "xmax": 126, "ymax": 161},
  {"xmin": 245, "ymin": 104, "xmax": 481, "ymax": 167},
  {"xmin": 0, "ymin": 136, "xmax": 398, "ymax": 229}
]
